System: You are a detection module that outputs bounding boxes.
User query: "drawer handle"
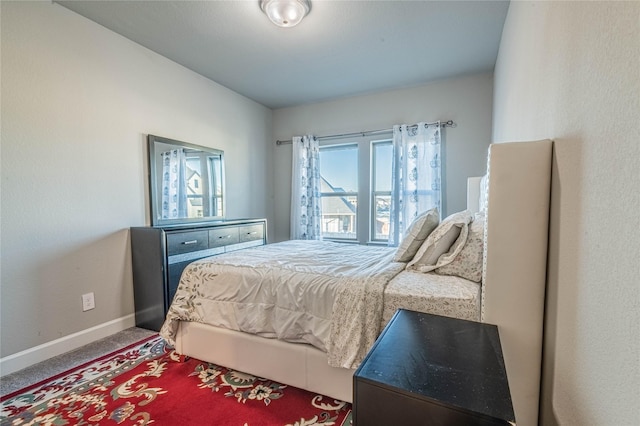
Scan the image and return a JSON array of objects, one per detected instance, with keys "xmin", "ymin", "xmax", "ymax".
[
  {"xmin": 182, "ymin": 240, "xmax": 198, "ymax": 245},
  {"xmin": 247, "ymin": 231, "xmax": 258, "ymax": 235},
  {"xmin": 217, "ymin": 235, "xmax": 232, "ymax": 239}
]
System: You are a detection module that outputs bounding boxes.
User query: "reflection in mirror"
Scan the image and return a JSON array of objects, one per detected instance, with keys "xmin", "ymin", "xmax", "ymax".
[{"xmin": 148, "ymin": 135, "xmax": 225, "ymax": 226}]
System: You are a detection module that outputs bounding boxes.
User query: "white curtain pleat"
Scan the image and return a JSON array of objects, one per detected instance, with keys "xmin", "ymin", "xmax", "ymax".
[
  {"xmin": 388, "ymin": 122, "xmax": 442, "ymax": 246},
  {"xmin": 291, "ymin": 135, "xmax": 323, "ymax": 240},
  {"xmin": 161, "ymin": 149, "xmax": 188, "ymax": 219}
]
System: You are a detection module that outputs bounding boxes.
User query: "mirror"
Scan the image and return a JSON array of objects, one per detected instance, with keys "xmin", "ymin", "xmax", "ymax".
[{"xmin": 148, "ymin": 135, "xmax": 225, "ymax": 226}]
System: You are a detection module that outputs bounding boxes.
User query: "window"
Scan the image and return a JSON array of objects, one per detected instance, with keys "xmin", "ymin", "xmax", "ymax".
[
  {"xmin": 319, "ymin": 144, "xmax": 358, "ymax": 240},
  {"xmin": 184, "ymin": 154, "xmax": 224, "ymax": 219},
  {"xmin": 185, "ymin": 157, "xmax": 204, "ymax": 218},
  {"xmin": 372, "ymin": 141, "xmax": 393, "ymax": 241},
  {"xmin": 319, "ymin": 135, "xmax": 393, "ymax": 243}
]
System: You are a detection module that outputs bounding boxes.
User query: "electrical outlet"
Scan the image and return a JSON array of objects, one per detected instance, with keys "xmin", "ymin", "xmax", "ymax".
[{"xmin": 82, "ymin": 292, "xmax": 95, "ymax": 311}]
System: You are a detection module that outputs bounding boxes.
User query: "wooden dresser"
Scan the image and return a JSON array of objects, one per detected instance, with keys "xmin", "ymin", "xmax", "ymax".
[
  {"xmin": 130, "ymin": 218, "xmax": 267, "ymax": 331},
  {"xmin": 353, "ymin": 309, "xmax": 515, "ymax": 425}
]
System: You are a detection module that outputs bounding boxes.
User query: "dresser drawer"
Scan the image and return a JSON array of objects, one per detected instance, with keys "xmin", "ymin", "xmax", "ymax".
[
  {"xmin": 209, "ymin": 227, "xmax": 239, "ymax": 248},
  {"xmin": 166, "ymin": 230, "xmax": 209, "ymax": 255},
  {"xmin": 238, "ymin": 224, "xmax": 264, "ymax": 243}
]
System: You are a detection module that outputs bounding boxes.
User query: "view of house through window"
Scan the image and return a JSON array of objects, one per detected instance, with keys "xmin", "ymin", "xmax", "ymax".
[
  {"xmin": 185, "ymin": 155, "xmax": 224, "ymax": 219},
  {"xmin": 185, "ymin": 157, "xmax": 204, "ymax": 218},
  {"xmin": 319, "ymin": 138, "xmax": 393, "ymax": 243}
]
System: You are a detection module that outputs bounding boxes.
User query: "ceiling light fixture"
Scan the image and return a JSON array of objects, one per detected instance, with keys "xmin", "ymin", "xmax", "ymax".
[{"xmin": 260, "ymin": 0, "xmax": 310, "ymax": 28}]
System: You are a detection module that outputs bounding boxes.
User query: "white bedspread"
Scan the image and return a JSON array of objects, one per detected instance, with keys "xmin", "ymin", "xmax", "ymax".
[{"xmin": 159, "ymin": 240, "xmax": 405, "ymax": 369}]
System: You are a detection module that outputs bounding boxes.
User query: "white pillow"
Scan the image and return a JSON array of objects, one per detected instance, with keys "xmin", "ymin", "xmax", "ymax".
[
  {"xmin": 436, "ymin": 211, "xmax": 485, "ymax": 282},
  {"xmin": 393, "ymin": 208, "xmax": 439, "ymax": 262},
  {"xmin": 406, "ymin": 210, "xmax": 473, "ymax": 272}
]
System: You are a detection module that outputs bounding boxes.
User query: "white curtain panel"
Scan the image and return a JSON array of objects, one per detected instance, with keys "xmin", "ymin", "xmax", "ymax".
[
  {"xmin": 388, "ymin": 122, "xmax": 442, "ymax": 246},
  {"xmin": 290, "ymin": 135, "xmax": 322, "ymax": 240},
  {"xmin": 161, "ymin": 148, "xmax": 188, "ymax": 219}
]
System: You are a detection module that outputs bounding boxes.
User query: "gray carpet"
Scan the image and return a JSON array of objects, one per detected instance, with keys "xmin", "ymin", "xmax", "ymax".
[{"xmin": 0, "ymin": 327, "xmax": 156, "ymax": 397}]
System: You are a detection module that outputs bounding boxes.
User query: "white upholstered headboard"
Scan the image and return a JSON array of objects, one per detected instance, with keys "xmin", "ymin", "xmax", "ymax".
[{"xmin": 467, "ymin": 140, "xmax": 553, "ymax": 426}]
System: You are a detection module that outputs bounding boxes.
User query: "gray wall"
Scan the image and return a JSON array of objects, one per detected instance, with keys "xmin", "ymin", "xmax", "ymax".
[
  {"xmin": 492, "ymin": 1, "xmax": 639, "ymax": 425},
  {"xmin": 1, "ymin": 2, "xmax": 274, "ymax": 359},
  {"xmin": 272, "ymin": 73, "xmax": 494, "ymax": 242}
]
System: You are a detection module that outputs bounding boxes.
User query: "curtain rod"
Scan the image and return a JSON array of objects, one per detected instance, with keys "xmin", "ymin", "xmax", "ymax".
[{"xmin": 275, "ymin": 120, "xmax": 455, "ymax": 146}]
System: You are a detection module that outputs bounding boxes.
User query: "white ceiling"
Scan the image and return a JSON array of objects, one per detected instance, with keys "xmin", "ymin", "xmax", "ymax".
[{"xmin": 56, "ymin": 0, "xmax": 509, "ymax": 109}]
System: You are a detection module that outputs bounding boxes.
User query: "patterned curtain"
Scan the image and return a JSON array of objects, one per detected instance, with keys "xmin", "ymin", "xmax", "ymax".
[
  {"xmin": 291, "ymin": 135, "xmax": 322, "ymax": 240},
  {"xmin": 388, "ymin": 122, "xmax": 442, "ymax": 246},
  {"xmin": 161, "ymin": 149, "xmax": 188, "ymax": 219}
]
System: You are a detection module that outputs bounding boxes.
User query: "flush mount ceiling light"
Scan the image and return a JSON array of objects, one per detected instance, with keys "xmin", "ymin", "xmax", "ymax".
[{"xmin": 260, "ymin": 0, "xmax": 310, "ymax": 28}]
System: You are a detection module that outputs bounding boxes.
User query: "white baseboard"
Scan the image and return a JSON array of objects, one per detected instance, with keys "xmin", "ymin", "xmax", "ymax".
[{"xmin": 0, "ymin": 314, "xmax": 136, "ymax": 377}]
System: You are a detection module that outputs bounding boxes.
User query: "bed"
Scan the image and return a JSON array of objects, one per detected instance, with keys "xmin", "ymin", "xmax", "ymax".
[{"xmin": 160, "ymin": 140, "xmax": 553, "ymax": 426}]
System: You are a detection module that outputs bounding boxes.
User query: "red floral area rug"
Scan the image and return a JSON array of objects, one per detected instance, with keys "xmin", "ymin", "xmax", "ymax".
[{"xmin": 1, "ymin": 335, "xmax": 352, "ymax": 425}]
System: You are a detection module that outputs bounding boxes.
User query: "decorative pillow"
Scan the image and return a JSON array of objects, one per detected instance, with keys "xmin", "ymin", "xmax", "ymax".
[
  {"xmin": 393, "ymin": 208, "xmax": 440, "ymax": 262},
  {"xmin": 406, "ymin": 210, "xmax": 473, "ymax": 273},
  {"xmin": 436, "ymin": 211, "xmax": 485, "ymax": 282}
]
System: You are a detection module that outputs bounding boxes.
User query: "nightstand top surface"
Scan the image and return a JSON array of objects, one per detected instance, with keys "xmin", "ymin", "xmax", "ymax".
[{"xmin": 355, "ymin": 309, "xmax": 515, "ymax": 423}]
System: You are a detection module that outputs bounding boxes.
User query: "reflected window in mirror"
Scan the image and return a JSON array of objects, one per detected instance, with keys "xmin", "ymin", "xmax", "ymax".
[{"xmin": 149, "ymin": 135, "xmax": 225, "ymax": 226}]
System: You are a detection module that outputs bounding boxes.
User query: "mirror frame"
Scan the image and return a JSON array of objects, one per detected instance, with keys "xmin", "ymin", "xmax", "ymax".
[{"xmin": 148, "ymin": 134, "xmax": 226, "ymax": 227}]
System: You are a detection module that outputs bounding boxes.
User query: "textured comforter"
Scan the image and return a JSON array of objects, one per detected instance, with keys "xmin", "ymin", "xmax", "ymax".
[{"xmin": 159, "ymin": 240, "xmax": 405, "ymax": 369}]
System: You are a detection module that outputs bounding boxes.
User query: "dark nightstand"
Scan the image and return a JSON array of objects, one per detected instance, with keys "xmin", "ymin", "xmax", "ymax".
[{"xmin": 353, "ymin": 309, "xmax": 515, "ymax": 425}]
